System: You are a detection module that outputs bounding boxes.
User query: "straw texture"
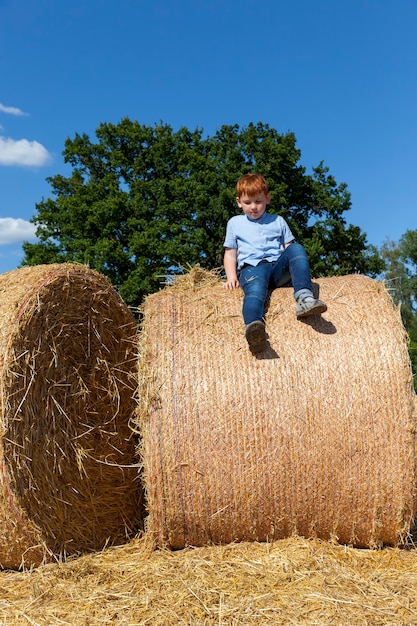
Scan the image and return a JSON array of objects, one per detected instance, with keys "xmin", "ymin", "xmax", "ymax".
[
  {"xmin": 2, "ymin": 535, "xmax": 417, "ymax": 625},
  {"xmin": 0, "ymin": 264, "xmax": 142, "ymax": 569},
  {"xmin": 138, "ymin": 270, "xmax": 417, "ymax": 550}
]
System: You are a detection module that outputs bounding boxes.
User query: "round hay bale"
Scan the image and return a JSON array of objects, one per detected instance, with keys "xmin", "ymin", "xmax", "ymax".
[
  {"xmin": 137, "ymin": 271, "xmax": 417, "ymax": 550},
  {"xmin": 0, "ymin": 264, "xmax": 142, "ymax": 569}
]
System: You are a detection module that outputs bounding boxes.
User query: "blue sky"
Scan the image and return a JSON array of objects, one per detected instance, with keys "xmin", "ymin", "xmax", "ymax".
[{"xmin": 0, "ymin": 0, "xmax": 416, "ymax": 275}]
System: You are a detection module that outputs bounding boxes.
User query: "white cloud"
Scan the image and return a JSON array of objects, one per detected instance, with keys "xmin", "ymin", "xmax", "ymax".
[
  {"xmin": 0, "ymin": 218, "xmax": 37, "ymax": 245},
  {"xmin": 0, "ymin": 136, "xmax": 51, "ymax": 166},
  {"xmin": 0, "ymin": 103, "xmax": 28, "ymax": 116}
]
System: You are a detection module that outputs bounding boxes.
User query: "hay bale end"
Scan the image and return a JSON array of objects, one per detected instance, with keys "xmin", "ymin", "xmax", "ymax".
[{"xmin": 0, "ymin": 264, "xmax": 143, "ymax": 569}]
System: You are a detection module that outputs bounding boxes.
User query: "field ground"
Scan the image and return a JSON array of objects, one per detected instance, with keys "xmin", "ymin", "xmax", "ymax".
[{"xmin": 1, "ymin": 534, "xmax": 417, "ymax": 625}]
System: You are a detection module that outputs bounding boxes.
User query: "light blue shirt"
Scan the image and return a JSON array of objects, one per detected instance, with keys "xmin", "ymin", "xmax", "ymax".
[{"xmin": 224, "ymin": 213, "xmax": 294, "ymax": 269}]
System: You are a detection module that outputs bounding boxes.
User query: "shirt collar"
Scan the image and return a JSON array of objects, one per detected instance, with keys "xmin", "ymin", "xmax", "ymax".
[{"xmin": 246, "ymin": 211, "xmax": 268, "ymax": 223}]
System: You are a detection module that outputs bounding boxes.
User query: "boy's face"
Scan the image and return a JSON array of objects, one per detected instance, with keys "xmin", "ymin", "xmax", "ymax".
[{"xmin": 236, "ymin": 192, "xmax": 270, "ymax": 220}]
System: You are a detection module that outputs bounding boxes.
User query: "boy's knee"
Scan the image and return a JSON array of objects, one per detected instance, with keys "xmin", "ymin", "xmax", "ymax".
[
  {"xmin": 289, "ymin": 242, "xmax": 306, "ymax": 253},
  {"xmin": 288, "ymin": 242, "xmax": 308, "ymax": 260}
]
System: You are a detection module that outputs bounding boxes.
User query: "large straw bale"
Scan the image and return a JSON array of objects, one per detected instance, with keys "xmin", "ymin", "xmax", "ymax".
[
  {"xmin": 0, "ymin": 263, "xmax": 142, "ymax": 569},
  {"xmin": 138, "ymin": 270, "xmax": 417, "ymax": 550}
]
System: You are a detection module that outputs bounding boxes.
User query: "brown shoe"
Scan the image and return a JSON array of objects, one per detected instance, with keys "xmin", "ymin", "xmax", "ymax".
[{"xmin": 245, "ymin": 320, "xmax": 267, "ymax": 353}]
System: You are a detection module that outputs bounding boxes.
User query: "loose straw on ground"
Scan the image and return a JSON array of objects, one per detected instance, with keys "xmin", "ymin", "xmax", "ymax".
[
  {"xmin": 1, "ymin": 535, "xmax": 417, "ymax": 625},
  {"xmin": 0, "ymin": 264, "xmax": 143, "ymax": 569},
  {"xmin": 137, "ymin": 268, "xmax": 417, "ymax": 550}
]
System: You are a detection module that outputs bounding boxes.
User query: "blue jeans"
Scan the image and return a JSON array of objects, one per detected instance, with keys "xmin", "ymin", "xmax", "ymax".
[{"xmin": 239, "ymin": 243, "xmax": 313, "ymax": 325}]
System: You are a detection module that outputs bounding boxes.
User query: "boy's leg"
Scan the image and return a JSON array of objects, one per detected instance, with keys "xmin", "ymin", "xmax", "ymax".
[
  {"xmin": 271, "ymin": 243, "xmax": 327, "ymax": 318},
  {"xmin": 239, "ymin": 263, "xmax": 271, "ymax": 351},
  {"xmin": 239, "ymin": 263, "xmax": 271, "ymax": 324}
]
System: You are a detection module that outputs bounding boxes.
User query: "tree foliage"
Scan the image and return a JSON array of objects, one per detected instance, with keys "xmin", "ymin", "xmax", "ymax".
[
  {"xmin": 22, "ymin": 119, "xmax": 383, "ymax": 306},
  {"xmin": 379, "ymin": 231, "xmax": 417, "ymax": 390}
]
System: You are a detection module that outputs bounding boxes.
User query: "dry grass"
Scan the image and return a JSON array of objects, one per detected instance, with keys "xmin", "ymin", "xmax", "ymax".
[
  {"xmin": 0, "ymin": 264, "xmax": 143, "ymax": 569},
  {"xmin": 1, "ymin": 535, "xmax": 417, "ymax": 624},
  {"xmin": 137, "ymin": 269, "xmax": 417, "ymax": 550}
]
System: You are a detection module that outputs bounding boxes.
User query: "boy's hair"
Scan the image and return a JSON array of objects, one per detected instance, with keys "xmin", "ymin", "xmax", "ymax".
[{"xmin": 236, "ymin": 173, "xmax": 269, "ymax": 198}]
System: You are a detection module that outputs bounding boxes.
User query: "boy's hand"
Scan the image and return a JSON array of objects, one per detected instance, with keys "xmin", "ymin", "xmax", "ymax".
[
  {"xmin": 223, "ymin": 248, "xmax": 239, "ymax": 289},
  {"xmin": 223, "ymin": 277, "xmax": 240, "ymax": 290}
]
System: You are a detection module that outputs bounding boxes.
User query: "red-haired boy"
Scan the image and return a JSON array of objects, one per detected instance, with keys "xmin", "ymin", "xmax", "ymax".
[{"xmin": 223, "ymin": 173, "xmax": 327, "ymax": 353}]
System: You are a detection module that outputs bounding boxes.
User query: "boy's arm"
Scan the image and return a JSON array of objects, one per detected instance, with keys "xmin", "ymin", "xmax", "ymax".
[{"xmin": 223, "ymin": 247, "xmax": 240, "ymax": 289}]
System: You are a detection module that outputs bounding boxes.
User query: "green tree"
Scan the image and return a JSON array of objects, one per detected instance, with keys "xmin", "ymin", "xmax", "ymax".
[
  {"xmin": 396, "ymin": 231, "xmax": 417, "ymax": 390},
  {"xmin": 22, "ymin": 119, "xmax": 383, "ymax": 307},
  {"xmin": 379, "ymin": 232, "xmax": 417, "ymax": 390},
  {"xmin": 379, "ymin": 238, "xmax": 414, "ymax": 325}
]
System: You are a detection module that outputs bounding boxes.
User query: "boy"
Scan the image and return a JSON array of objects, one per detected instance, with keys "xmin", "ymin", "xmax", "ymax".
[{"xmin": 223, "ymin": 173, "xmax": 327, "ymax": 353}]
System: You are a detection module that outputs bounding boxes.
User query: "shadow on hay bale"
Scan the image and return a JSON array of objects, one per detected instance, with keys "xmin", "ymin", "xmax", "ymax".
[
  {"xmin": 137, "ymin": 269, "xmax": 417, "ymax": 551},
  {"xmin": 0, "ymin": 264, "xmax": 143, "ymax": 569}
]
